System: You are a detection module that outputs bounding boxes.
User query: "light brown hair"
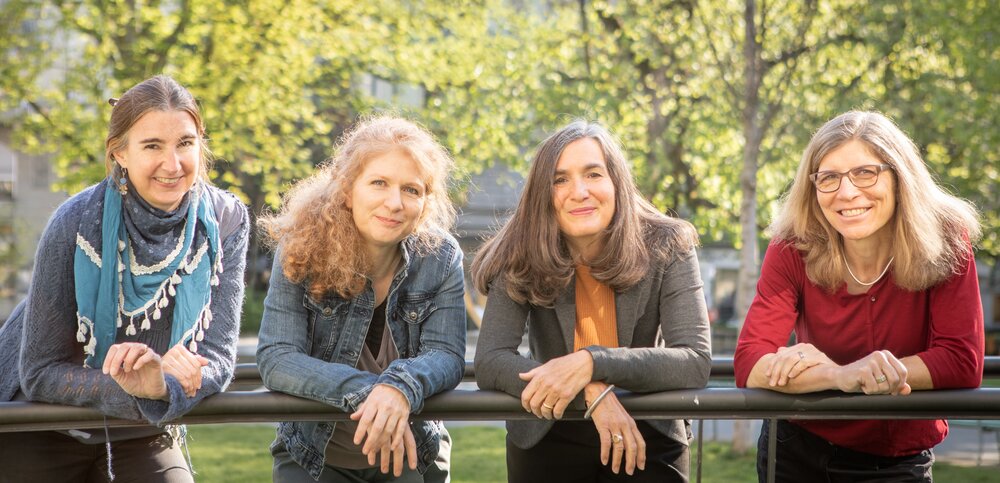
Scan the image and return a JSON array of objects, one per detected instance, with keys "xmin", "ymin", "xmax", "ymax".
[
  {"xmin": 769, "ymin": 110, "xmax": 981, "ymax": 291},
  {"xmin": 471, "ymin": 120, "xmax": 698, "ymax": 307},
  {"xmin": 259, "ymin": 116, "xmax": 456, "ymax": 299},
  {"xmin": 105, "ymin": 75, "xmax": 212, "ymax": 182}
]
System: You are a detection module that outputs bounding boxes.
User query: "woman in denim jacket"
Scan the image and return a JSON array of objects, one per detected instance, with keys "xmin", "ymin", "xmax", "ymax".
[{"xmin": 256, "ymin": 116, "xmax": 466, "ymax": 483}]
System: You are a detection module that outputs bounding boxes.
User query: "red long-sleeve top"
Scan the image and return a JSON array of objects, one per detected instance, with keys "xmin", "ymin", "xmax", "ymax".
[{"xmin": 734, "ymin": 240, "xmax": 984, "ymax": 457}]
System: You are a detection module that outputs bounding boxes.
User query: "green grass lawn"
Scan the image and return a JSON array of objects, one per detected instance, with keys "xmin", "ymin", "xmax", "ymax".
[
  {"xmin": 982, "ymin": 377, "xmax": 1000, "ymax": 388},
  {"xmin": 186, "ymin": 424, "xmax": 1000, "ymax": 482}
]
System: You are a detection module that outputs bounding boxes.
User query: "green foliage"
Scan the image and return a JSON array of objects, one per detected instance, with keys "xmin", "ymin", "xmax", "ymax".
[
  {"xmin": 241, "ymin": 287, "xmax": 266, "ymax": 337},
  {"xmin": 0, "ymin": 0, "xmax": 995, "ymax": 259},
  {"xmin": 865, "ymin": 1, "xmax": 999, "ymax": 255}
]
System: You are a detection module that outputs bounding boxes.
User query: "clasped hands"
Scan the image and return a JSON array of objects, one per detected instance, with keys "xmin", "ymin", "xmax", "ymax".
[
  {"xmin": 101, "ymin": 342, "xmax": 209, "ymax": 400},
  {"xmin": 350, "ymin": 384, "xmax": 418, "ymax": 477},
  {"xmin": 519, "ymin": 351, "xmax": 645, "ymax": 476},
  {"xmin": 765, "ymin": 343, "xmax": 911, "ymax": 395}
]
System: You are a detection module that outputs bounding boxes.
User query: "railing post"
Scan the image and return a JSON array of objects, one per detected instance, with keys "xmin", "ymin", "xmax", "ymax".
[
  {"xmin": 695, "ymin": 419, "xmax": 704, "ymax": 483},
  {"xmin": 767, "ymin": 418, "xmax": 777, "ymax": 483}
]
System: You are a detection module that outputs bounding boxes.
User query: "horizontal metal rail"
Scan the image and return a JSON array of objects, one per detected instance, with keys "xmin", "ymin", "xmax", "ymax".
[
  {"xmin": 227, "ymin": 356, "xmax": 1000, "ymax": 390},
  {"xmin": 2, "ymin": 388, "xmax": 999, "ymax": 433}
]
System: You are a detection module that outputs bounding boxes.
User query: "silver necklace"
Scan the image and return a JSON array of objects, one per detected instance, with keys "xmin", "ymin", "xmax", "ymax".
[{"xmin": 843, "ymin": 255, "xmax": 894, "ymax": 286}]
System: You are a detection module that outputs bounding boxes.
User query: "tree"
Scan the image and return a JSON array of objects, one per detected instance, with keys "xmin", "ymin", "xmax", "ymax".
[
  {"xmin": 695, "ymin": 0, "xmax": 885, "ymax": 453},
  {"xmin": 1, "ymin": 0, "xmax": 993, "ymax": 301},
  {"xmin": 865, "ymin": 1, "xmax": 999, "ymax": 257}
]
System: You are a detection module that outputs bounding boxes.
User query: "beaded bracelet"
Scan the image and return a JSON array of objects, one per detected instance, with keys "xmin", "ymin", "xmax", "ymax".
[{"xmin": 583, "ymin": 384, "xmax": 616, "ymax": 420}]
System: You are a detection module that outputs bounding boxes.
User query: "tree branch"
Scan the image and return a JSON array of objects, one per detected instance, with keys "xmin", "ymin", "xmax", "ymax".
[
  {"xmin": 152, "ymin": 0, "xmax": 192, "ymax": 73},
  {"xmin": 694, "ymin": 1, "xmax": 741, "ymax": 109}
]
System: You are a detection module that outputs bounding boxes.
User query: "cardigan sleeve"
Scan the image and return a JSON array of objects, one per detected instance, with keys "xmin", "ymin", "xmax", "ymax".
[
  {"xmin": 19, "ymin": 188, "xmax": 250, "ymax": 425},
  {"xmin": 19, "ymin": 192, "xmax": 147, "ymax": 420}
]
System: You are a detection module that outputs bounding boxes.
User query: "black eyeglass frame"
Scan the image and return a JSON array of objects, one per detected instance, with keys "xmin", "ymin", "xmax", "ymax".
[{"xmin": 809, "ymin": 164, "xmax": 893, "ymax": 193}]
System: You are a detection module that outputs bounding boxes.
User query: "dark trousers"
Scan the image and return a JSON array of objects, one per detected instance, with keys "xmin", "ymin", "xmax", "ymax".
[
  {"xmin": 507, "ymin": 420, "xmax": 689, "ymax": 483},
  {"xmin": 757, "ymin": 420, "xmax": 934, "ymax": 483},
  {"xmin": 270, "ymin": 437, "xmax": 450, "ymax": 483},
  {"xmin": 0, "ymin": 430, "xmax": 192, "ymax": 483}
]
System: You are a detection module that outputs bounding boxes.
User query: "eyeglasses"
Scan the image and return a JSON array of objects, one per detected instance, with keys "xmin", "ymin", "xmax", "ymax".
[{"xmin": 809, "ymin": 164, "xmax": 892, "ymax": 193}]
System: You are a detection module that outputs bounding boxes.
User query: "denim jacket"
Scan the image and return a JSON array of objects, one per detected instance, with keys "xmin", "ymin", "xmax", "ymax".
[{"xmin": 256, "ymin": 233, "xmax": 466, "ymax": 480}]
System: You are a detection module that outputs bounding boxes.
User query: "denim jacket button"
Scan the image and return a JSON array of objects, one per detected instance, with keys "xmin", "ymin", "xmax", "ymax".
[
  {"xmin": 409, "ymin": 311, "xmax": 417, "ymax": 319},
  {"xmin": 322, "ymin": 307, "xmax": 333, "ymax": 317}
]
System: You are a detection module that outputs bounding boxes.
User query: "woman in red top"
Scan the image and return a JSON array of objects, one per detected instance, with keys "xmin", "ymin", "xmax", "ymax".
[{"xmin": 734, "ymin": 111, "xmax": 983, "ymax": 482}]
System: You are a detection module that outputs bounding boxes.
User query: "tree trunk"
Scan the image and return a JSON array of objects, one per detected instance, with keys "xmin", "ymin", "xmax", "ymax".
[{"xmin": 732, "ymin": 0, "xmax": 762, "ymax": 456}]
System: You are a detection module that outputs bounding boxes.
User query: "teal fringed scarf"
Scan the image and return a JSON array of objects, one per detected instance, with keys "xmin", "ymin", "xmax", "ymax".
[{"xmin": 74, "ymin": 179, "xmax": 222, "ymax": 368}]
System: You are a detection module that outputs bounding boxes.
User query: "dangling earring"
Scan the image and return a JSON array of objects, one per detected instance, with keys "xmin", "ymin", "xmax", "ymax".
[{"xmin": 117, "ymin": 165, "xmax": 129, "ymax": 196}]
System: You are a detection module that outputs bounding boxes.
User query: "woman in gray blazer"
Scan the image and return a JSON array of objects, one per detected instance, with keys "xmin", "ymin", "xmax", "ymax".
[{"xmin": 472, "ymin": 120, "xmax": 711, "ymax": 482}]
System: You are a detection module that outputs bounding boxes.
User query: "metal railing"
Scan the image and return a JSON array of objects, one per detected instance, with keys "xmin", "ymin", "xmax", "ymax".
[
  {"xmin": 3, "ymin": 357, "xmax": 999, "ymax": 482},
  {"xmin": 227, "ymin": 356, "xmax": 1000, "ymax": 389},
  {"xmin": 3, "ymin": 387, "xmax": 1000, "ymax": 433}
]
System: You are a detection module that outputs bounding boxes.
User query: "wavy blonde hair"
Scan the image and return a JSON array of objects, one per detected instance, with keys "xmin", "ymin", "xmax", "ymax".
[
  {"xmin": 770, "ymin": 111, "xmax": 981, "ymax": 291},
  {"xmin": 259, "ymin": 116, "xmax": 456, "ymax": 299},
  {"xmin": 471, "ymin": 120, "xmax": 698, "ymax": 307}
]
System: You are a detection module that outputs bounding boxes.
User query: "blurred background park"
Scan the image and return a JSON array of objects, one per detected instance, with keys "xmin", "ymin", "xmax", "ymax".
[{"xmin": 0, "ymin": 0, "xmax": 997, "ymax": 481}]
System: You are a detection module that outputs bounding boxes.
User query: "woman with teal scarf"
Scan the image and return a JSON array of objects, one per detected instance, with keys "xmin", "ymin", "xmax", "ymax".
[{"xmin": 0, "ymin": 75, "xmax": 249, "ymax": 482}]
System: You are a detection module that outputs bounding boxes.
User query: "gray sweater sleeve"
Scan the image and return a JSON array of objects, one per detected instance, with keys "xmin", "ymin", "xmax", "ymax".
[
  {"xmin": 18, "ymin": 188, "xmax": 249, "ymax": 425},
  {"xmin": 18, "ymin": 193, "xmax": 146, "ymax": 418},
  {"xmin": 586, "ymin": 248, "xmax": 712, "ymax": 392}
]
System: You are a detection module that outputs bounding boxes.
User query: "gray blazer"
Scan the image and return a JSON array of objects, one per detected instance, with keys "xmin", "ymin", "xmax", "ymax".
[{"xmin": 474, "ymin": 248, "xmax": 712, "ymax": 449}]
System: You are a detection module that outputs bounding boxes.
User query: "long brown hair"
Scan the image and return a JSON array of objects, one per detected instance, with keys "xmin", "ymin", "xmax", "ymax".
[
  {"xmin": 471, "ymin": 120, "xmax": 698, "ymax": 307},
  {"xmin": 259, "ymin": 116, "xmax": 456, "ymax": 299},
  {"xmin": 769, "ymin": 111, "xmax": 981, "ymax": 291},
  {"xmin": 105, "ymin": 75, "xmax": 212, "ymax": 182}
]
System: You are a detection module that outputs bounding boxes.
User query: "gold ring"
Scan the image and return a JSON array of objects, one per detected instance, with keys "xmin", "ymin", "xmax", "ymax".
[
  {"xmin": 612, "ymin": 433, "xmax": 623, "ymax": 444},
  {"xmin": 542, "ymin": 403, "xmax": 554, "ymax": 410},
  {"xmin": 876, "ymin": 374, "xmax": 887, "ymax": 383}
]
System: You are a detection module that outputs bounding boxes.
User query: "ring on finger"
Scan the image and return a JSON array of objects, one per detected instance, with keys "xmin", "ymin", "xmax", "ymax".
[
  {"xmin": 797, "ymin": 351, "xmax": 805, "ymax": 360},
  {"xmin": 875, "ymin": 374, "xmax": 887, "ymax": 384},
  {"xmin": 542, "ymin": 403, "xmax": 554, "ymax": 410},
  {"xmin": 612, "ymin": 433, "xmax": 623, "ymax": 444}
]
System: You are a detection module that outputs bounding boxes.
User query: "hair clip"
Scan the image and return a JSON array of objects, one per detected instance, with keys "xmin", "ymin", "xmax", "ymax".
[{"xmin": 108, "ymin": 98, "xmax": 119, "ymax": 107}]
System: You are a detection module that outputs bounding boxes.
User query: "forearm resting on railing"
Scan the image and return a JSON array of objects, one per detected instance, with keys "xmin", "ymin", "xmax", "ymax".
[
  {"xmin": 746, "ymin": 354, "xmax": 841, "ymax": 393},
  {"xmin": 4, "ymin": 387, "xmax": 1000, "ymax": 434}
]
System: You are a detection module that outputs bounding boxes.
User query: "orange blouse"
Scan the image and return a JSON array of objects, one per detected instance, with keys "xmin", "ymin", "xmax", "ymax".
[{"xmin": 573, "ymin": 265, "xmax": 618, "ymax": 350}]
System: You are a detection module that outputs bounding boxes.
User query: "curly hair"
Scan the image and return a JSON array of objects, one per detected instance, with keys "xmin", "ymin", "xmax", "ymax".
[
  {"xmin": 259, "ymin": 116, "xmax": 456, "ymax": 299},
  {"xmin": 769, "ymin": 110, "xmax": 981, "ymax": 291},
  {"xmin": 471, "ymin": 120, "xmax": 698, "ymax": 307}
]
